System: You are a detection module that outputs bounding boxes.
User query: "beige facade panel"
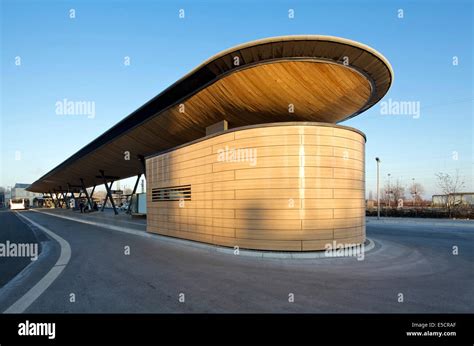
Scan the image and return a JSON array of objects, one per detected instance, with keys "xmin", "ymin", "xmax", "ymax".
[
  {"xmin": 235, "ymin": 229, "xmax": 334, "ymax": 241},
  {"xmin": 146, "ymin": 123, "xmax": 366, "ymax": 251},
  {"xmin": 212, "ymin": 178, "xmax": 364, "ymax": 191},
  {"xmin": 234, "ymin": 188, "xmax": 334, "ymax": 200},
  {"xmin": 333, "ymin": 208, "xmax": 366, "ymax": 219},
  {"xmin": 235, "ymin": 209, "xmax": 334, "ymax": 220},
  {"xmin": 235, "ymin": 167, "xmax": 335, "ymax": 180}
]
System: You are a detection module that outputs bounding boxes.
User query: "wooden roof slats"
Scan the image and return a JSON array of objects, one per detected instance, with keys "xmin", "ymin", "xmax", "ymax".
[{"xmin": 28, "ymin": 36, "xmax": 392, "ymax": 192}]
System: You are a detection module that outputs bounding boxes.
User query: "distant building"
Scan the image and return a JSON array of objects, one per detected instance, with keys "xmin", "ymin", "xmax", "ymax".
[
  {"xmin": 11, "ymin": 183, "xmax": 42, "ymax": 205},
  {"xmin": 432, "ymin": 193, "xmax": 474, "ymax": 207}
]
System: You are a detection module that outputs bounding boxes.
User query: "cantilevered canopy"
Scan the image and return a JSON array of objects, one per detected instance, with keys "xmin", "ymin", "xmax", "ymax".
[{"xmin": 28, "ymin": 35, "xmax": 393, "ymax": 193}]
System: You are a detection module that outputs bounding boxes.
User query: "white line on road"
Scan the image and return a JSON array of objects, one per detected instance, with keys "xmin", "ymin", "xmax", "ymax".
[
  {"xmin": 31, "ymin": 209, "xmax": 148, "ymax": 237},
  {"xmin": 4, "ymin": 212, "xmax": 72, "ymax": 313}
]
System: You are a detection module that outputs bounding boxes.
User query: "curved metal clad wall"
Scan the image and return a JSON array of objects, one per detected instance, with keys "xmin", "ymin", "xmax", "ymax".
[{"xmin": 146, "ymin": 123, "xmax": 365, "ymax": 251}]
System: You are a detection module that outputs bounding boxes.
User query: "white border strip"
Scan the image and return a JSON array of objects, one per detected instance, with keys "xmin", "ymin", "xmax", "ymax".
[{"xmin": 4, "ymin": 212, "xmax": 71, "ymax": 313}]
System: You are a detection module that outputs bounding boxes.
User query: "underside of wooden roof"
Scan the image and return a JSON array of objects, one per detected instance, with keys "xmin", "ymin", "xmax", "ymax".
[{"xmin": 27, "ymin": 35, "xmax": 393, "ymax": 193}]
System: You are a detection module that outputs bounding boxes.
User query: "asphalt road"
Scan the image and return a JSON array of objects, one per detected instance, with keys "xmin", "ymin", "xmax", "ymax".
[
  {"xmin": 0, "ymin": 210, "xmax": 45, "ymax": 287},
  {"xmin": 0, "ymin": 210, "xmax": 473, "ymax": 313}
]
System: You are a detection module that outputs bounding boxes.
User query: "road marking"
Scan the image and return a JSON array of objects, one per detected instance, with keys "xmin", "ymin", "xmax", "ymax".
[
  {"xmin": 31, "ymin": 209, "xmax": 148, "ymax": 236},
  {"xmin": 4, "ymin": 212, "xmax": 71, "ymax": 313},
  {"xmin": 70, "ymin": 212, "xmax": 145, "ymax": 226}
]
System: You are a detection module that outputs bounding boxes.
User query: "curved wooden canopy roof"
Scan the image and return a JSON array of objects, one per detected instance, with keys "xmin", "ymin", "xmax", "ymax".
[{"xmin": 28, "ymin": 35, "xmax": 393, "ymax": 193}]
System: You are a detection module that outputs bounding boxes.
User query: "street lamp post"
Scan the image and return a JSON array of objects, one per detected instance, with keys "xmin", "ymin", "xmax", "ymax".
[{"xmin": 375, "ymin": 157, "xmax": 380, "ymax": 220}]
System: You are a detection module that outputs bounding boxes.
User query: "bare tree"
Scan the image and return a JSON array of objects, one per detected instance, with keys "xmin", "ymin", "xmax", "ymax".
[
  {"xmin": 391, "ymin": 179, "xmax": 405, "ymax": 205},
  {"xmin": 381, "ymin": 179, "xmax": 405, "ymax": 207},
  {"xmin": 435, "ymin": 170, "xmax": 465, "ymax": 217},
  {"xmin": 409, "ymin": 182, "xmax": 425, "ymax": 205}
]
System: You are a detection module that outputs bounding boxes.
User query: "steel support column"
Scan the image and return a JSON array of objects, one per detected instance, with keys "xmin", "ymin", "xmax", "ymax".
[
  {"xmin": 60, "ymin": 187, "xmax": 69, "ymax": 209},
  {"xmin": 99, "ymin": 170, "xmax": 118, "ymax": 215},
  {"xmin": 80, "ymin": 178, "xmax": 93, "ymax": 210},
  {"xmin": 138, "ymin": 155, "xmax": 146, "ymax": 178},
  {"xmin": 58, "ymin": 186, "xmax": 66, "ymax": 208},
  {"xmin": 127, "ymin": 174, "xmax": 141, "ymax": 214},
  {"xmin": 65, "ymin": 192, "xmax": 70, "ymax": 209},
  {"xmin": 58, "ymin": 186, "xmax": 68, "ymax": 209},
  {"xmin": 89, "ymin": 185, "xmax": 96, "ymax": 208},
  {"xmin": 52, "ymin": 190, "xmax": 57, "ymax": 208},
  {"xmin": 53, "ymin": 189, "xmax": 62, "ymax": 208}
]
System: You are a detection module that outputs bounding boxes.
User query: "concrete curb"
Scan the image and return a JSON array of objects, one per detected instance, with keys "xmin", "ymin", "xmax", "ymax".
[
  {"xmin": 32, "ymin": 209, "xmax": 375, "ymax": 260},
  {"xmin": 215, "ymin": 238, "xmax": 375, "ymax": 259}
]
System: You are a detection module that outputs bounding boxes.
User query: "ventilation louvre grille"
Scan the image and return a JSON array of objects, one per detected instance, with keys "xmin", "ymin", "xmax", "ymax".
[{"xmin": 151, "ymin": 185, "xmax": 191, "ymax": 202}]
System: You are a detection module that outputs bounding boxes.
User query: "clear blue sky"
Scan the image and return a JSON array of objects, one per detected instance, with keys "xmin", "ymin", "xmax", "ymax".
[{"xmin": 1, "ymin": 0, "xmax": 472, "ymax": 198}]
